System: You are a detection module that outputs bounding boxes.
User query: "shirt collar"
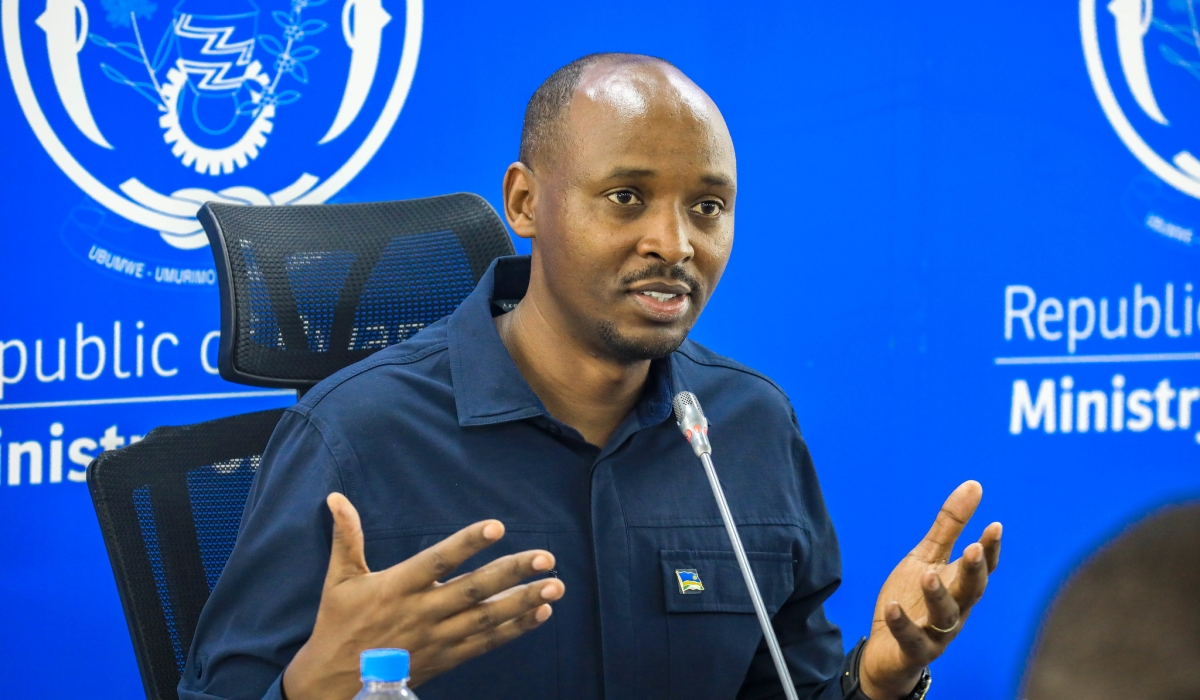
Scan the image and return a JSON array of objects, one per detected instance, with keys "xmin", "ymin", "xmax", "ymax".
[{"xmin": 447, "ymin": 255, "xmax": 676, "ymax": 431}]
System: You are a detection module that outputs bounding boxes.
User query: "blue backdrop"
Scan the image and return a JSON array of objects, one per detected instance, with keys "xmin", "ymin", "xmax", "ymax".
[{"xmin": 2, "ymin": 0, "xmax": 1198, "ymax": 697}]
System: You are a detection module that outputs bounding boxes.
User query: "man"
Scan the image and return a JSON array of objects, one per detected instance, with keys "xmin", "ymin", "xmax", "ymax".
[{"xmin": 180, "ymin": 53, "xmax": 1002, "ymax": 700}]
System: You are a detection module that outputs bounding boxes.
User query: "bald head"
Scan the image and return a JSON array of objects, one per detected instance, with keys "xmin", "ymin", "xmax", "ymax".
[{"xmin": 518, "ymin": 53, "xmax": 727, "ymax": 171}]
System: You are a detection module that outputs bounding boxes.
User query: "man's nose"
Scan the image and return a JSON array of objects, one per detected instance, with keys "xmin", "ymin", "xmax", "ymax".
[{"xmin": 636, "ymin": 205, "xmax": 694, "ymax": 265}]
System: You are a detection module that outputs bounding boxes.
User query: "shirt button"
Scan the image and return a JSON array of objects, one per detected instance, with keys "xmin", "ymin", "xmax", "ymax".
[{"xmin": 546, "ymin": 423, "xmax": 562, "ymax": 436}]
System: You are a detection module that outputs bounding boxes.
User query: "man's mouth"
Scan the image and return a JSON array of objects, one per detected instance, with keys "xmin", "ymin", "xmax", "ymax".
[{"xmin": 630, "ymin": 287, "xmax": 691, "ymax": 320}]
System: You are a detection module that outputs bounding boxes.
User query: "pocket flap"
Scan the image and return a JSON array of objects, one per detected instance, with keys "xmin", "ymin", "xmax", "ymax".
[{"xmin": 660, "ymin": 549, "xmax": 794, "ymax": 614}]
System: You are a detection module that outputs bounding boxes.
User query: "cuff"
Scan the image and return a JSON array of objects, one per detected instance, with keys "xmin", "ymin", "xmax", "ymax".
[
  {"xmin": 839, "ymin": 637, "xmax": 872, "ymax": 700},
  {"xmin": 266, "ymin": 673, "xmax": 287, "ymax": 700},
  {"xmin": 839, "ymin": 638, "xmax": 931, "ymax": 700},
  {"xmin": 177, "ymin": 673, "xmax": 285, "ymax": 700}
]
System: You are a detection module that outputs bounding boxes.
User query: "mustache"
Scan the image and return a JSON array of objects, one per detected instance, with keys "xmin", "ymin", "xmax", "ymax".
[{"xmin": 619, "ymin": 264, "xmax": 703, "ymax": 292}]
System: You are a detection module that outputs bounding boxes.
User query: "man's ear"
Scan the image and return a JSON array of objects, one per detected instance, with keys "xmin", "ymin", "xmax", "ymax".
[{"xmin": 502, "ymin": 162, "xmax": 536, "ymax": 240}]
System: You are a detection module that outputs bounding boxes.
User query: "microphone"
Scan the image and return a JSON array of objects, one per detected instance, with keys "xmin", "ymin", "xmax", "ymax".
[
  {"xmin": 673, "ymin": 390, "xmax": 712, "ymax": 457},
  {"xmin": 673, "ymin": 391, "xmax": 800, "ymax": 700}
]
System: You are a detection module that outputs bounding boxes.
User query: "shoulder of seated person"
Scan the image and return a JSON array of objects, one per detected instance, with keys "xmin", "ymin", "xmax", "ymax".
[
  {"xmin": 674, "ymin": 340, "xmax": 796, "ymax": 411},
  {"xmin": 293, "ymin": 321, "xmax": 453, "ymax": 414}
]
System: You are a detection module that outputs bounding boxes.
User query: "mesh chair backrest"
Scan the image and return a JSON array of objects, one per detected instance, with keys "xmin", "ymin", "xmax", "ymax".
[
  {"xmin": 200, "ymin": 193, "xmax": 515, "ymax": 389},
  {"xmin": 87, "ymin": 408, "xmax": 285, "ymax": 700}
]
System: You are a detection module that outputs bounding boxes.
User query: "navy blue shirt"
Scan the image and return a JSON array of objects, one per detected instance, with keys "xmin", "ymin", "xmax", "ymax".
[{"xmin": 180, "ymin": 256, "xmax": 847, "ymax": 700}]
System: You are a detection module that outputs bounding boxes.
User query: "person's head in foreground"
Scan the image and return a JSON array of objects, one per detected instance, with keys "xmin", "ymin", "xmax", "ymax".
[
  {"xmin": 1023, "ymin": 502, "xmax": 1200, "ymax": 700},
  {"xmin": 180, "ymin": 53, "xmax": 1002, "ymax": 700}
]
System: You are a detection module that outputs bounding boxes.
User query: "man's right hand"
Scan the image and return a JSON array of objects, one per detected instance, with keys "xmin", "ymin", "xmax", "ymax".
[{"xmin": 282, "ymin": 493, "xmax": 565, "ymax": 700}]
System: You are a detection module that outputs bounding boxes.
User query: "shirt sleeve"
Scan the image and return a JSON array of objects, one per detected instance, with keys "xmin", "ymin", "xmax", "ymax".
[
  {"xmin": 738, "ymin": 412, "xmax": 848, "ymax": 700},
  {"xmin": 178, "ymin": 408, "xmax": 346, "ymax": 700}
]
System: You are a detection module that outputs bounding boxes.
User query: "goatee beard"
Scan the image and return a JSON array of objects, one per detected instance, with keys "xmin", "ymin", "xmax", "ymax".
[{"xmin": 594, "ymin": 320, "xmax": 687, "ymax": 362}]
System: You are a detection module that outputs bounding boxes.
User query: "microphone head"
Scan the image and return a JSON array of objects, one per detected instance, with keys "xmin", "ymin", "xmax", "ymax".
[
  {"xmin": 672, "ymin": 391, "xmax": 711, "ymax": 456},
  {"xmin": 672, "ymin": 391, "xmax": 704, "ymax": 423}
]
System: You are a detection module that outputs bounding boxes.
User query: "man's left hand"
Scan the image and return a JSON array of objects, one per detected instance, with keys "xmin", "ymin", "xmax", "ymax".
[{"xmin": 858, "ymin": 480, "xmax": 1002, "ymax": 700}]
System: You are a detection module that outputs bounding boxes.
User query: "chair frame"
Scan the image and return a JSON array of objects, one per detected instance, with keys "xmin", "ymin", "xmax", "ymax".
[{"xmin": 87, "ymin": 408, "xmax": 286, "ymax": 700}]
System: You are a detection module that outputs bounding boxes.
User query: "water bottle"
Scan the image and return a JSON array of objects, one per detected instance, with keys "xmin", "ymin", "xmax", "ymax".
[{"xmin": 352, "ymin": 648, "xmax": 418, "ymax": 699}]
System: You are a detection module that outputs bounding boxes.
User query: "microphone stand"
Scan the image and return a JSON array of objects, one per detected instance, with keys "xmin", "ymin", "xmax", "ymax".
[{"xmin": 699, "ymin": 451, "xmax": 800, "ymax": 700}]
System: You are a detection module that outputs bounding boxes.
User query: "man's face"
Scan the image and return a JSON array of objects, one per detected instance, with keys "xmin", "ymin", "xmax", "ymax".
[{"xmin": 521, "ymin": 62, "xmax": 737, "ymax": 362}]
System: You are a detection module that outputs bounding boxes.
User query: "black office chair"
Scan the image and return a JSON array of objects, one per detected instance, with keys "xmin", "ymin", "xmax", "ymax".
[
  {"xmin": 203, "ymin": 193, "xmax": 515, "ymax": 392},
  {"xmin": 87, "ymin": 193, "xmax": 515, "ymax": 700}
]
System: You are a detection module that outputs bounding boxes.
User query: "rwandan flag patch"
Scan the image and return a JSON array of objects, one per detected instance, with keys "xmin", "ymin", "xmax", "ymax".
[{"xmin": 675, "ymin": 569, "xmax": 704, "ymax": 594}]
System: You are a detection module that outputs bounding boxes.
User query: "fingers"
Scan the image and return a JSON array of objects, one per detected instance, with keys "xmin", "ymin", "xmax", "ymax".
[
  {"xmin": 980, "ymin": 522, "xmax": 1002, "ymax": 573},
  {"xmin": 324, "ymin": 492, "xmax": 370, "ymax": 588},
  {"xmin": 451, "ymin": 604, "xmax": 554, "ymax": 663},
  {"xmin": 920, "ymin": 568, "xmax": 960, "ymax": 635},
  {"xmin": 429, "ymin": 550, "xmax": 558, "ymax": 617},
  {"xmin": 949, "ymin": 542, "xmax": 989, "ymax": 612},
  {"xmin": 911, "ymin": 480, "xmax": 982, "ymax": 563},
  {"xmin": 409, "ymin": 605, "xmax": 553, "ymax": 687},
  {"xmin": 883, "ymin": 601, "xmax": 935, "ymax": 663},
  {"xmin": 436, "ymin": 576, "xmax": 564, "ymax": 640},
  {"xmin": 391, "ymin": 520, "xmax": 506, "ymax": 592}
]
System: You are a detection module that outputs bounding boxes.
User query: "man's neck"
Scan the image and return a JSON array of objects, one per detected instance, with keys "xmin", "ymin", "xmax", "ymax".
[{"xmin": 495, "ymin": 292, "xmax": 649, "ymax": 448}]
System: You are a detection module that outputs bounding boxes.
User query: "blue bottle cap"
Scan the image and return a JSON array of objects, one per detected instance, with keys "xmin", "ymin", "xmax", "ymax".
[{"xmin": 360, "ymin": 648, "xmax": 410, "ymax": 682}]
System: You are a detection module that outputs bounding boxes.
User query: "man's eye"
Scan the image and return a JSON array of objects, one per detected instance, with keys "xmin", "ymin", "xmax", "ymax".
[
  {"xmin": 606, "ymin": 191, "xmax": 642, "ymax": 206},
  {"xmin": 691, "ymin": 200, "xmax": 722, "ymax": 217}
]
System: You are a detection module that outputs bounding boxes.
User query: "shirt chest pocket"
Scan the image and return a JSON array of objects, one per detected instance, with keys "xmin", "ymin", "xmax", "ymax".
[
  {"xmin": 661, "ymin": 549, "xmax": 794, "ymax": 614},
  {"xmin": 660, "ymin": 549, "xmax": 795, "ymax": 700}
]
